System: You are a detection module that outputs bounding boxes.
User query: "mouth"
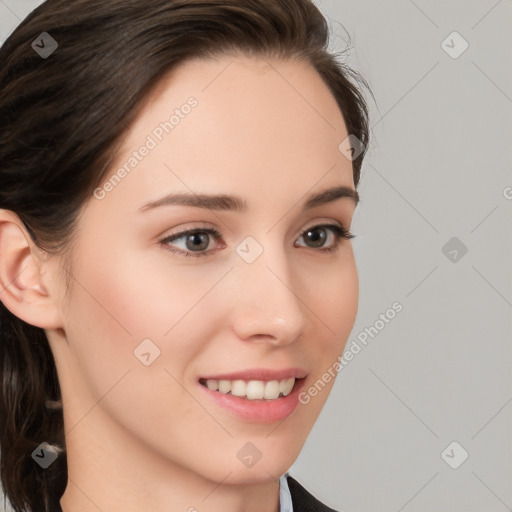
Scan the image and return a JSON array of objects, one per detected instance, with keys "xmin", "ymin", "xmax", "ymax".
[
  {"xmin": 197, "ymin": 368, "xmax": 308, "ymax": 422},
  {"xmin": 198, "ymin": 376, "xmax": 306, "ymax": 401}
]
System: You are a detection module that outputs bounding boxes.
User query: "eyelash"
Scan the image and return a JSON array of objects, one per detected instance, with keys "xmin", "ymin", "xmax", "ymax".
[{"xmin": 159, "ymin": 223, "xmax": 355, "ymax": 258}]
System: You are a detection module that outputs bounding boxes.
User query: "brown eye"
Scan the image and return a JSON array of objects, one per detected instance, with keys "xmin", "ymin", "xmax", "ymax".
[
  {"xmin": 160, "ymin": 227, "xmax": 222, "ymax": 258},
  {"xmin": 295, "ymin": 224, "xmax": 354, "ymax": 253}
]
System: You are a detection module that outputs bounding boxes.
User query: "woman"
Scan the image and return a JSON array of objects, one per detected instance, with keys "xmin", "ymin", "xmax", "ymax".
[{"xmin": 0, "ymin": 1, "xmax": 370, "ymax": 511}]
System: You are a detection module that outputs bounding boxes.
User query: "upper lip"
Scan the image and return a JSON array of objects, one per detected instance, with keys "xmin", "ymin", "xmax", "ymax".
[{"xmin": 199, "ymin": 367, "xmax": 308, "ymax": 382}]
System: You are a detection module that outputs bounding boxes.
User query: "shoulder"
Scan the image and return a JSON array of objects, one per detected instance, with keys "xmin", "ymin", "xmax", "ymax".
[{"xmin": 286, "ymin": 475, "xmax": 340, "ymax": 512}]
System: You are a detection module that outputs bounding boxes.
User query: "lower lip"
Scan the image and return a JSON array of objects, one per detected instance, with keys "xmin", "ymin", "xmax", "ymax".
[{"xmin": 198, "ymin": 379, "xmax": 306, "ymax": 423}]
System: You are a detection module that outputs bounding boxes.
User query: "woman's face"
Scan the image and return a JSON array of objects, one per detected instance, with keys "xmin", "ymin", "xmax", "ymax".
[{"xmin": 48, "ymin": 55, "xmax": 359, "ymax": 485}]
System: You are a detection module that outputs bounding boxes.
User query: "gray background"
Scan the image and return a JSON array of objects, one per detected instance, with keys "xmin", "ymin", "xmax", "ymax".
[{"xmin": 1, "ymin": 1, "xmax": 511, "ymax": 511}]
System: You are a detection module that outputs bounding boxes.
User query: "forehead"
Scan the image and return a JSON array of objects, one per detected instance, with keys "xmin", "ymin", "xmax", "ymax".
[{"xmin": 92, "ymin": 55, "xmax": 354, "ymax": 217}]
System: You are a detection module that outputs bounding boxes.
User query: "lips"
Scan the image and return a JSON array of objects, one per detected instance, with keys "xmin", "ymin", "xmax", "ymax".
[
  {"xmin": 200, "ymin": 368, "xmax": 308, "ymax": 382},
  {"xmin": 198, "ymin": 369, "xmax": 308, "ymax": 422}
]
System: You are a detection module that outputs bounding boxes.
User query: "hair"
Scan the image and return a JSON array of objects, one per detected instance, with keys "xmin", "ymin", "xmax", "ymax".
[{"xmin": 0, "ymin": 0, "xmax": 371, "ymax": 510}]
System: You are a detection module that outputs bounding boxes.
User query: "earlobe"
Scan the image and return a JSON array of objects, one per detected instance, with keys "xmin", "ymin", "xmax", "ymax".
[{"xmin": 0, "ymin": 209, "xmax": 64, "ymax": 330}]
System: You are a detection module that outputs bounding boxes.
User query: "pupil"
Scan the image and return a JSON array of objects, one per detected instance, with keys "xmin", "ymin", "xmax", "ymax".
[
  {"xmin": 306, "ymin": 228, "xmax": 325, "ymax": 247},
  {"xmin": 188, "ymin": 233, "xmax": 208, "ymax": 251}
]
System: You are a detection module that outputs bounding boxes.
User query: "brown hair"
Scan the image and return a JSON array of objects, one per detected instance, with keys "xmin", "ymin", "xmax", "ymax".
[{"xmin": 0, "ymin": 1, "xmax": 371, "ymax": 510}]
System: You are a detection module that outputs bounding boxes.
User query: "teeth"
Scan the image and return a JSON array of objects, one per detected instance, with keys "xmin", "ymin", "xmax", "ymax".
[
  {"xmin": 280, "ymin": 378, "xmax": 295, "ymax": 396},
  {"xmin": 203, "ymin": 378, "xmax": 296, "ymax": 400},
  {"xmin": 231, "ymin": 380, "xmax": 246, "ymax": 397},
  {"xmin": 264, "ymin": 380, "xmax": 281, "ymax": 399},
  {"xmin": 246, "ymin": 380, "xmax": 265, "ymax": 400},
  {"xmin": 218, "ymin": 380, "xmax": 231, "ymax": 394},
  {"xmin": 206, "ymin": 379, "xmax": 219, "ymax": 391}
]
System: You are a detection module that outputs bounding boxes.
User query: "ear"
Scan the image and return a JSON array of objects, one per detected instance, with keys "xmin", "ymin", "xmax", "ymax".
[{"xmin": 0, "ymin": 209, "xmax": 64, "ymax": 330}]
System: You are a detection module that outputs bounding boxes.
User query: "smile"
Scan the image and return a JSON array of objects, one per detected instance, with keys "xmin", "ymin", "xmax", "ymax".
[{"xmin": 199, "ymin": 378, "xmax": 297, "ymax": 400}]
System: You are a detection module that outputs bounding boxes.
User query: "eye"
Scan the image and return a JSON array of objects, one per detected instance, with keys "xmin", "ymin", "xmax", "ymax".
[
  {"xmin": 159, "ymin": 224, "xmax": 222, "ymax": 258},
  {"xmin": 159, "ymin": 223, "xmax": 355, "ymax": 258},
  {"xmin": 294, "ymin": 224, "xmax": 355, "ymax": 254}
]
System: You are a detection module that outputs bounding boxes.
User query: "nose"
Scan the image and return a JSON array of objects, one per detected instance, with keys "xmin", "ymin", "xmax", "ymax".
[{"xmin": 229, "ymin": 245, "xmax": 307, "ymax": 346}]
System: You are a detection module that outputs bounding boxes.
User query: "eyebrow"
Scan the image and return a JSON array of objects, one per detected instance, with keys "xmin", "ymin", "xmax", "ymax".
[{"xmin": 138, "ymin": 185, "xmax": 359, "ymax": 213}]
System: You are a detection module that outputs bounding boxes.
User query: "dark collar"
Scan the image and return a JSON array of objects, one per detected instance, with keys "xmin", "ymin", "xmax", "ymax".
[{"xmin": 286, "ymin": 475, "xmax": 339, "ymax": 512}]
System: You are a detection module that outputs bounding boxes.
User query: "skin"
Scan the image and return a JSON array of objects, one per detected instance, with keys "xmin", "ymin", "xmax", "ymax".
[{"xmin": 0, "ymin": 55, "xmax": 358, "ymax": 512}]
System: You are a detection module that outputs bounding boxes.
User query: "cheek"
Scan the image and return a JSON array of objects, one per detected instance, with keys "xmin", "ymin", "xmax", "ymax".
[
  {"xmin": 62, "ymin": 246, "xmax": 224, "ymax": 396},
  {"xmin": 338, "ymin": 260, "xmax": 359, "ymax": 340},
  {"xmin": 61, "ymin": 251, "xmax": 214, "ymax": 441},
  {"xmin": 62, "ymin": 252, "xmax": 180, "ymax": 395},
  {"xmin": 314, "ymin": 251, "xmax": 359, "ymax": 351},
  {"xmin": 287, "ymin": 251, "xmax": 357, "ymax": 413},
  {"xmin": 295, "ymin": 257, "xmax": 357, "ymax": 423}
]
